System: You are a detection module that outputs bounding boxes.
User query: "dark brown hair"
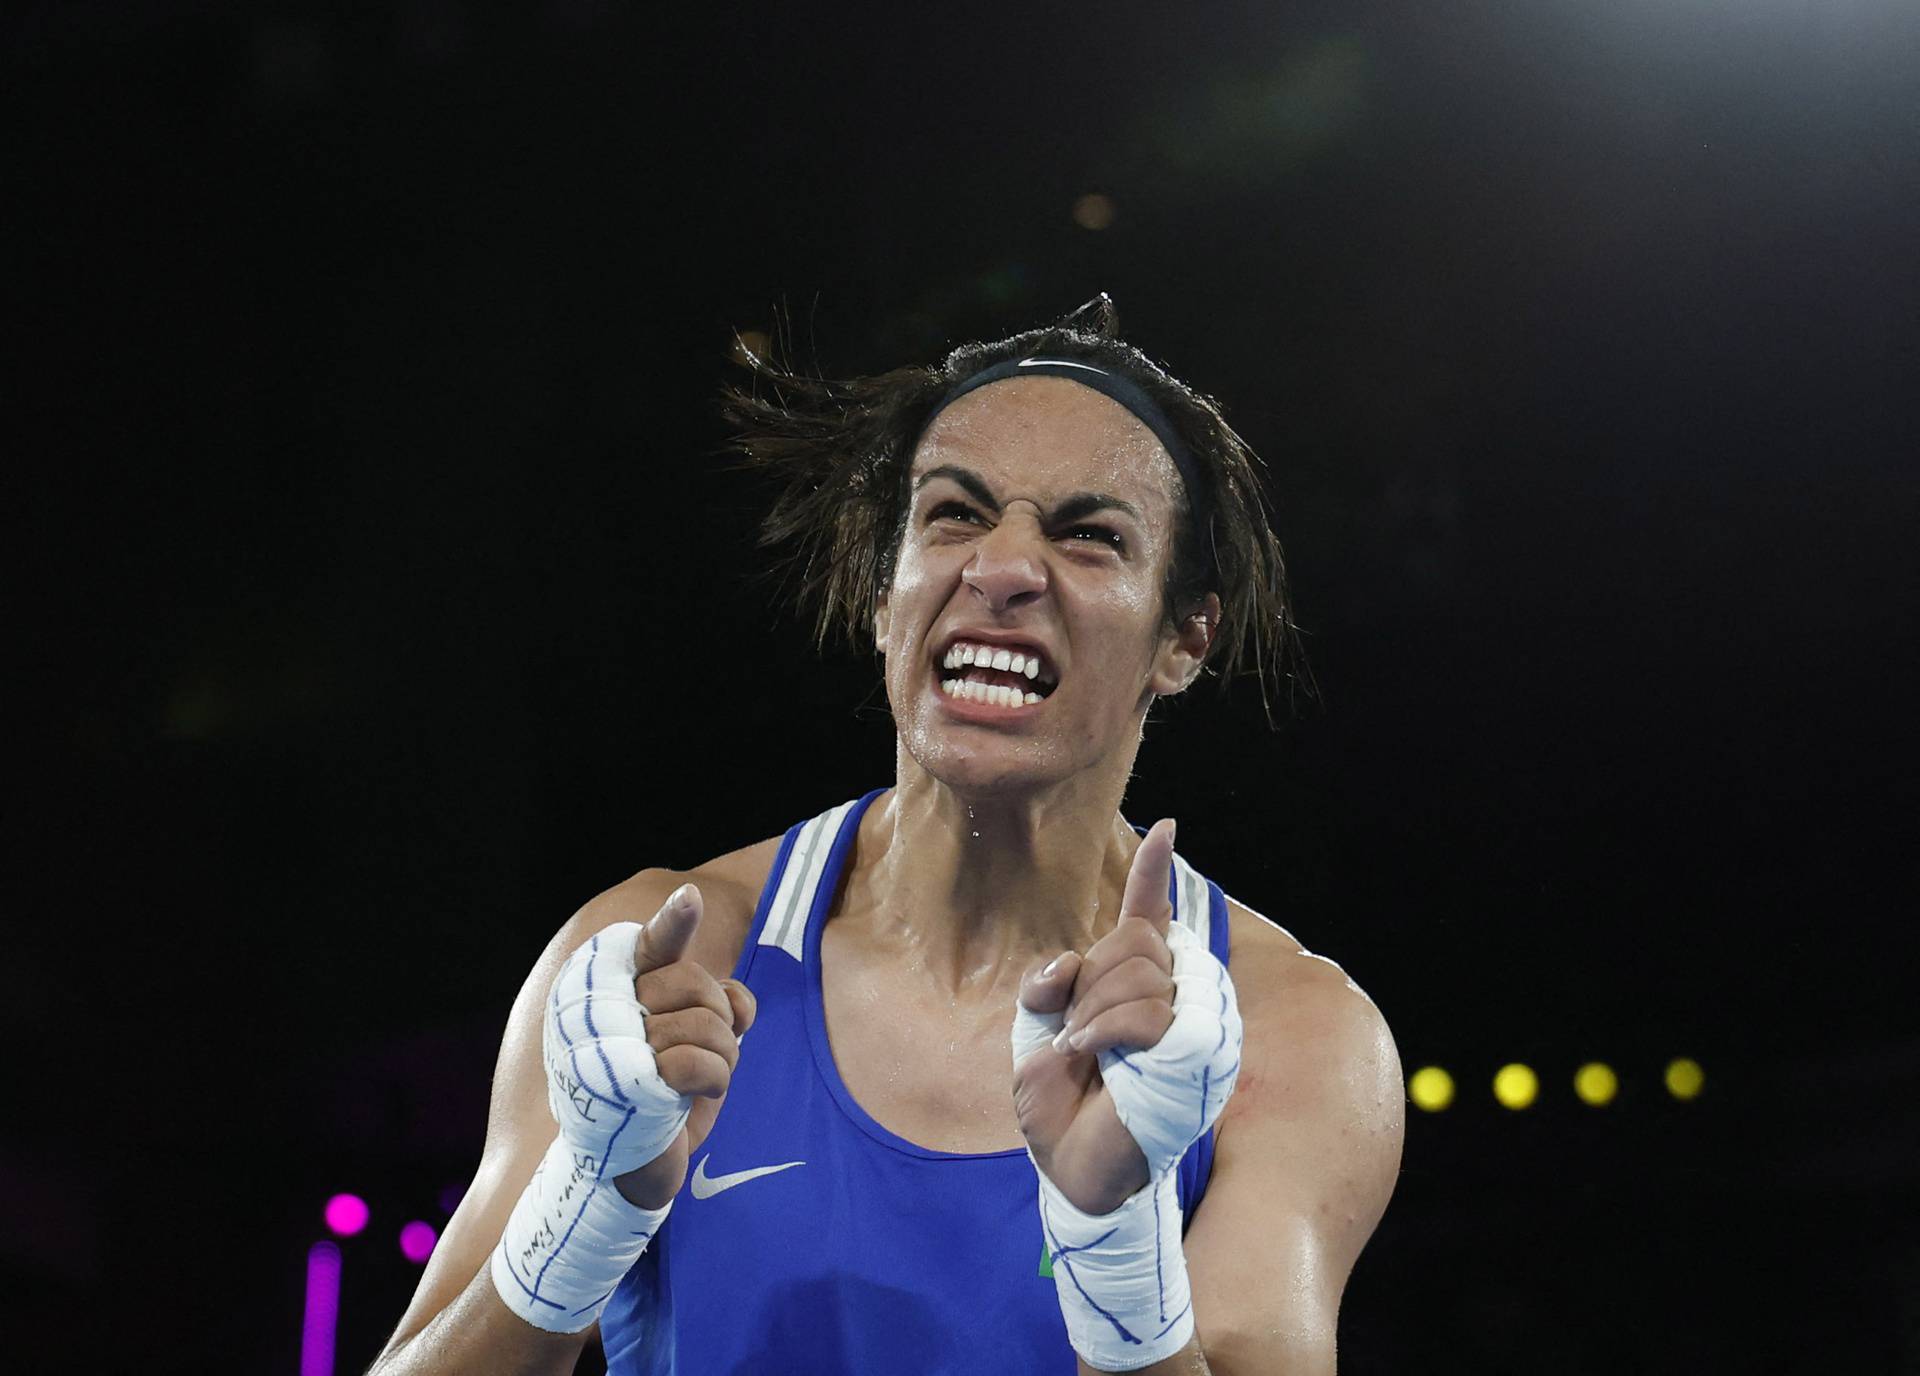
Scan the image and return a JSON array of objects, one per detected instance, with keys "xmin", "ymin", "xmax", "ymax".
[{"xmin": 720, "ymin": 296, "xmax": 1313, "ymax": 724}]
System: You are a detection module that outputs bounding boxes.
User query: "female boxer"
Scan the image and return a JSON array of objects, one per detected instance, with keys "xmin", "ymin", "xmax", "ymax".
[{"xmin": 370, "ymin": 299, "xmax": 1403, "ymax": 1375}]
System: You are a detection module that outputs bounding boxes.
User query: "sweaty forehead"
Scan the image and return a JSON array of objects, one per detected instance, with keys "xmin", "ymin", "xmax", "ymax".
[{"xmin": 910, "ymin": 375, "xmax": 1180, "ymax": 510}]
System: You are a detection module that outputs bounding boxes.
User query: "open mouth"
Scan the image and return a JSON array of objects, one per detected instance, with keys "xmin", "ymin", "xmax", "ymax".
[{"xmin": 933, "ymin": 638, "xmax": 1059, "ymax": 709}]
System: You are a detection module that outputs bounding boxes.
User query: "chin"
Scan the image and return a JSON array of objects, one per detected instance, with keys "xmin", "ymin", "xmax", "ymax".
[
  {"xmin": 931, "ymin": 764, "xmax": 1055, "ymax": 801},
  {"xmin": 897, "ymin": 718, "xmax": 1053, "ymax": 797}
]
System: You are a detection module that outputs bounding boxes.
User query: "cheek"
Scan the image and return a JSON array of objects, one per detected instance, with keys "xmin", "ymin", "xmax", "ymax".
[
  {"xmin": 888, "ymin": 529, "xmax": 950, "ymax": 597},
  {"xmin": 881, "ymin": 553, "xmax": 943, "ymax": 683},
  {"xmin": 1083, "ymin": 572, "xmax": 1169, "ymax": 675}
]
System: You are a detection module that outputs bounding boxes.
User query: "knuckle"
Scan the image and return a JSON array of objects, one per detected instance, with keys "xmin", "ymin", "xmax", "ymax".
[
  {"xmin": 691, "ymin": 1009, "xmax": 741, "ymax": 1065},
  {"xmin": 657, "ymin": 1045, "xmax": 729, "ymax": 1098},
  {"xmin": 1099, "ymin": 999, "xmax": 1169, "ymax": 1045},
  {"xmin": 631, "ymin": 968, "xmax": 670, "ymax": 1007},
  {"xmin": 654, "ymin": 1044, "xmax": 691, "ymax": 1085},
  {"xmin": 684, "ymin": 966, "xmax": 729, "ymax": 1014},
  {"xmin": 1071, "ymin": 956, "xmax": 1164, "ymax": 1018},
  {"xmin": 636, "ymin": 962, "xmax": 726, "ymax": 1014},
  {"xmin": 645, "ymin": 1006, "xmax": 732, "ymax": 1050},
  {"xmin": 657, "ymin": 1003, "xmax": 702, "ymax": 1032},
  {"xmin": 1075, "ymin": 948, "xmax": 1117, "ymax": 985},
  {"xmin": 729, "ymin": 983, "xmax": 759, "ymax": 1034}
]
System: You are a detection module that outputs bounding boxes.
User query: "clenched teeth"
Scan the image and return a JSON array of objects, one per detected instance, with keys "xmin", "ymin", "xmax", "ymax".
[
  {"xmin": 939, "ymin": 641, "xmax": 1052, "ymax": 684},
  {"xmin": 941, "ymin": 678, "xmax": 1043, "ymax": 708}
]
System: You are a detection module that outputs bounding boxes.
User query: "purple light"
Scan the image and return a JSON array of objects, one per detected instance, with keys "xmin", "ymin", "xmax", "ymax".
[
  {"xmin": 323, "ymin": 1193, "xmax": 369, "ymax": 1237},
  {"xmin": 437, "ymin": 1182, "xmax": 465, "ymax": 1216},
  {"xmin": 301, "ymin": 1241, "xmax": 341, "ymax": 1376},
  {"xmin": 399, "ymin": 1220, "xmax": 437, "ymax": 1264}
]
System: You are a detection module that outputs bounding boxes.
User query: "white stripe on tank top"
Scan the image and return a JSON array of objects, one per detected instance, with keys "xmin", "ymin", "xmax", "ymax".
[{"xmin": 759, "ymin": 798, "xmax": 854, "ymax": 961}]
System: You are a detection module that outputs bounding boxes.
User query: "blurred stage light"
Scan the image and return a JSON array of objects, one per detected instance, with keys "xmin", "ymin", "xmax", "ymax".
[
  {"xmin": 730, "ymin": 329, "xmax": 771, "ymax": 367},
  {"xmin": 1573, "ymin": 1061, "xmax": 1619, "ymax": 1106},
  {"xmin": 439, "ymin": 1183, "xmax": 465, "ymax": 1216},
  {"xmin": 399, "ymin": 1220, "xmax": 439, "ymax": 1264},
  {"xmin": 1072, "ymin": 193, "xmax": 1116, "ymax": 230},
  {"xmin": 1665, "ymin": 1057, "xmax": 1705, "ymax": 1100},
  {"xmin": 301, "ymin": 1241, "xmax": 341, "ymax": 1376},
  {"xmin": 323, "ymin": 1193, "xmax": 369, "ymax": 1238},
  {"xmin": 1492, "ymin": 1063, "xmax": 1539, "ymax": 1110},
  {"xmin": 1407, "ymin": 1065, "xmax": 1455, "ymax": 1111}
]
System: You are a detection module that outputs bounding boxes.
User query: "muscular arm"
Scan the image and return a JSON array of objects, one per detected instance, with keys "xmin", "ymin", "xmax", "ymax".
[
  {"xmin": 1179, "ymin": 933, "xmax": 1404, "ymax": 1375},
  {"xmin": 1075, "ymin": 926, "xmax": 1404, "ymax": 1376},
  {"xmin": 365, "ymin": 857, "xmax": 763, "ymax": 1375}
]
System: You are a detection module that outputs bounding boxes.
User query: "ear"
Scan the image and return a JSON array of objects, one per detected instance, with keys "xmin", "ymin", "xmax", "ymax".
[
  {"xmin": 873, "ymin": 591, "xmax": 891, "ymax": 656},
  {"xmin": 1148, "ymin": 592, "xmax": 1220, "ymax": 696}
]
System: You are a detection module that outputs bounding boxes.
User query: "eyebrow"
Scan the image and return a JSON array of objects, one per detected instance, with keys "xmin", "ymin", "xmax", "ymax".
[{"xmin": 912, "ymin": 464, "xmax": 1144, "ymax": 527}]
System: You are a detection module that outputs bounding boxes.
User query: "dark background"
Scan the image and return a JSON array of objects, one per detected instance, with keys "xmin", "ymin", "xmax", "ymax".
[{"xmin": 7, "ymin": 2, "xmax": 1917, "ymax": 1372}]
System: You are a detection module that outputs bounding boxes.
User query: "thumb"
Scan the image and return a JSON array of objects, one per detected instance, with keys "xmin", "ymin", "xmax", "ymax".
[
  {"xmin": 1118, "ymin": 818, "xmax": 1176, "ymax": 937},
  {"xmin": 1017, "ymin": 950, "xmax": 1082, "ymax": 1016},
  {"xmin": 634, "ymin": 883, "xmax": 703, "ymax": 974}
]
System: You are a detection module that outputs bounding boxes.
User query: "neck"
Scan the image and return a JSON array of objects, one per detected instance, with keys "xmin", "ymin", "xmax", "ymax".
[{"xmin": 847, "ymin": 744, "xmax": 1146, "ymax": 1002}]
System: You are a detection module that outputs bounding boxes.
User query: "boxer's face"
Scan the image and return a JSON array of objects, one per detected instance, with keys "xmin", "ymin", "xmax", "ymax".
[{"xmin": 874, "ymin": 376, "xmax": 1212, "ymax": 795}]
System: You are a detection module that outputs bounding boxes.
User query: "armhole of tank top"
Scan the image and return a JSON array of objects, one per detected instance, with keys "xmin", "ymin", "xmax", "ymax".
[
  {"xmin": 729, "ymin": 822, "xmax": 804, "ymax": 985},
  {"xmin": 1178, "ymin": 877, "xmax": 1232, "ymax": 1226}
]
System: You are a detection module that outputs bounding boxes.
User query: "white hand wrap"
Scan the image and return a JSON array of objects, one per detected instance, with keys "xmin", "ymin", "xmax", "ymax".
[
  {"xmin": 1012, "ymin": 920, "xmax": 1244, "ymax": 1371},
  {"xmin": 490, "ymin": 921, "xmax": 691, "ymax": 1332},
  {"xmin": 1097, "ymin": 921, "xmax": 1244, "ymax": 1181}
]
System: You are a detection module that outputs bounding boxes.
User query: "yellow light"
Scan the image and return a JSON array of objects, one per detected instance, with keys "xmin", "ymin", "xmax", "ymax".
[
  {"xmin": 1573, "ymin": 1061, "xmax": 1618, "ymax": 1107},
  {"xmin": 1407, "ymin": 1066, "xmax": 1455, "ymax": 1112},
  {"xmin": 1072, "ymin": 193, "xmax": 1116, "ymax": 231},
  {"xmin": 1665, "ymin": 1057, "xmax": 1705, "ymax": 1101},
  {"xmin": 1492, "ymin": 1063, "xmax": 1539, "ymax": 1110}
]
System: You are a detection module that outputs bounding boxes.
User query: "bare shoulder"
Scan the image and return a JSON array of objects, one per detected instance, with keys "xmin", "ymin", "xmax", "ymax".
[
  {"xmin": 1180, "ymin": 909, "xmax": 1402, "ymax": 1363},
  {"xmin": 1222, "ymin": 894, "xmax": 1393, "ymax": 1029},
  {"xmin": 557, "ymin": 831, "xmax": 787, "ymax": 978},
  {"xmin": 1217, "ymin": 895, "xmax": 1404, "ymax": 1164},
  {"xmin": 1178, "ymin": 893, "xmax": 1404, "ymax": 1360}
]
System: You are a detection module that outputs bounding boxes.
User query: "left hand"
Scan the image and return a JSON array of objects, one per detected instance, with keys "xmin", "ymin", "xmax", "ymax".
[{"xmin": 1012, "ymin": 818, "xmax": 1179, "ymax": 1215}]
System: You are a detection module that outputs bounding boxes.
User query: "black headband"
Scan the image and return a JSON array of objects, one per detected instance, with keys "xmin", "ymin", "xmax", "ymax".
[{"xmin": 916, "ymin": 356, "xmax": 1211, "ymax": 539}]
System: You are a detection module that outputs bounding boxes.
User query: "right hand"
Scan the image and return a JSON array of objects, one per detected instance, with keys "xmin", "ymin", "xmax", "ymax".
[
  {"xmin": 611, "ymin": 884, "xmax": 756, "ymax": 1209},
  {"xmin": 542, "ymin": 883, "xmax": 756, "ymax": 1213}
]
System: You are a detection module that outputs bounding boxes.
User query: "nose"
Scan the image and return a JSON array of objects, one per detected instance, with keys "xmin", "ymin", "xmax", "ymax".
[{"xmin": 960, "ymin": 509, "xmax": 1048, "ymax": 612}]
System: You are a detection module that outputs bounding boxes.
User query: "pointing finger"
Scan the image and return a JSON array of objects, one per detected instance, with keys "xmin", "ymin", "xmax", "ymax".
[
  {"xmin": 634, "ymin": 883, "xmax": 703, "ymax": 976},
  {"xmin": 1118, "ymin": 818, "xmax": 1176, "ymax": 936}
]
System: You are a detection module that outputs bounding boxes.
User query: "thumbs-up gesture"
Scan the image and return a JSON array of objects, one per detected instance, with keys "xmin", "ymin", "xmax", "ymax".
[
  {"xmin": 541, "ymin": 885, "xmax": 758, "ymax": 1212},
  {"xmin": 1012, "ymin": 820, "xmax": 1183, "ymax": 1215}
]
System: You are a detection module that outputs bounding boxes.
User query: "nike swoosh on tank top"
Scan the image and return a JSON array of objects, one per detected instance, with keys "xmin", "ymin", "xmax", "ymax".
[{"xmin": 598, "ymin": 788, "xmax": 1233, "ymax": 1374}]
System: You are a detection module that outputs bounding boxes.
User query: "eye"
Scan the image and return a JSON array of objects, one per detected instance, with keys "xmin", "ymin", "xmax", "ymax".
[
  {"xmin": 1064, "ymin": 526, "xmax": 1125, "ymax": 552},
  {"xmin": 929, "ymin": 501, "xmax": 983, "ymax": 525}
]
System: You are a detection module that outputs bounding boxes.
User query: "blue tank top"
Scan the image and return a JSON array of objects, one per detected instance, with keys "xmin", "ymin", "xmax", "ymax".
[{"xmin": 600, "ymin": 788, "xmax": 1235, "ymax": 1375}]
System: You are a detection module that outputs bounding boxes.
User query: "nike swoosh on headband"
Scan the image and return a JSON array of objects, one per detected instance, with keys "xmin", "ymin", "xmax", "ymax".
[
  {"xmin": 1017, "ymin": 357, "xmax": 1107, "ymax": 375},
  {"xmin": 689, "ymin": 1154, "xmax": 807, "ymax": 1200}
]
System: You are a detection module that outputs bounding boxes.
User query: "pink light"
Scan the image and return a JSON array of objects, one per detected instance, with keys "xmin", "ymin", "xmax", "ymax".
[
  {"xmin": 399, "ymin": 1220, "xmax": 437, "ymax": 1264},
  {"xmin": 323, "ymin": 1193, "xmax": 369, "ymax": 1237},
  {"xmin": 301, "ymin": 1241, "xmax": 341, "ymax": 1376}
]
